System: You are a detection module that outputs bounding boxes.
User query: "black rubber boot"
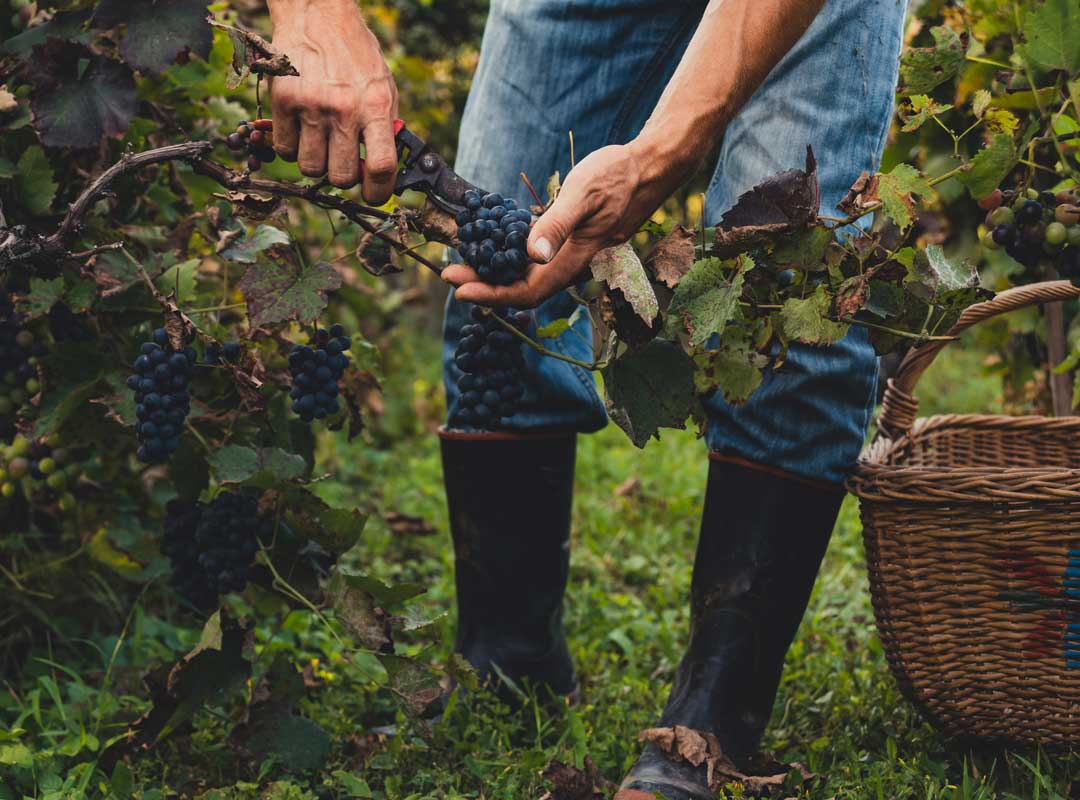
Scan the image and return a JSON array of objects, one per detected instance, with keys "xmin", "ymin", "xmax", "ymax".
[
  {"xmin": 440, "ymin": 430, "xmax": 578, "ymax": 701},
  {"xmin": 617, "ymin": 457, "xmax": 845, "ymax": 800}
]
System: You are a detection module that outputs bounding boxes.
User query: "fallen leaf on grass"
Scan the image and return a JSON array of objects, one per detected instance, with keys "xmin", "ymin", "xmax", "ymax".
[
  {"xmin": 541, "ymin": 758, "xmax": 616, "ymax": 800},
  {"xmin": 639, "ymin": 726, "xmax": 817, "ymax": 796},
  {"xmin": 384, "ymin": 510, "xmax": 437, "ymax": 536}
]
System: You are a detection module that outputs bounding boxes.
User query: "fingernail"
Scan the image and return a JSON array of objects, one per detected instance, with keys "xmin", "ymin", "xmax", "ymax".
[{"xmin": 534, "ymin": 237, "xmax": 553, "ymax": 262}]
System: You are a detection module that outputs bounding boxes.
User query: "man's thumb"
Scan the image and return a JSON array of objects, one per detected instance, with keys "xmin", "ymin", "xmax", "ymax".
[{"xmin": 527, "ymin": 187, "xmax": 587, "ymax": 264}]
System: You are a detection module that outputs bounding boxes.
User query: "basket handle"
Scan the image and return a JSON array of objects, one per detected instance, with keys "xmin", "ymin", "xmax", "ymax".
[{"xmin": 876, "ymin": 280, "xmax": 1080, "ymax": 439}]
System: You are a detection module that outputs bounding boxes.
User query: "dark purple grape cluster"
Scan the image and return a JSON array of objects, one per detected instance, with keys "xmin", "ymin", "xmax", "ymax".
[
  {"xmin": 204, "ymin": 341, "xmax": 241, "ymax": 365},
  {"xmin": 980, "ymin": 188, "xmax": 1080, "ymax": 279},
  {"xmin": 127, "ymin": 328, "xmax": 195, "ymax": 464},
  {"xmin": 287, "ymin": 324, "xmax": 350, "ymax": 422},
  {"xmin": 455, "ymin": 190, "xmax": 532, "ymax": 285},
  {"xmin": 225, "ymin": 120, "xmax": 276, "ymax": 172},
  {"xmin": 160, "ymin": 492, "xmax": 268, "ymax": 610},
  {"xmin": 451, "ymin": 306, "xmax": 529, "ymax": 430},
  {"xmin": 0, "ymin": 298, "xmax": 43, "ymax": 432}
]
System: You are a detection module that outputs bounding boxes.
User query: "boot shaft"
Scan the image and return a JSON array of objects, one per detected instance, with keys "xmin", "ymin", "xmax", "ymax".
[
  {"xmin": 661, "ymin": 457, "xmax": 844, "ymax": 752},
  {"xmin": 440, "ymin": 431, "xmax": 578, "ymax": 695}
]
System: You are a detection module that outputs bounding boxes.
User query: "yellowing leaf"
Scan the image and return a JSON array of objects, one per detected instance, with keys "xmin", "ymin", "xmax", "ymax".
[
  {"xmin": 780, "ymin": 285, "xmax": 849, "ymax": 346},
  {"xmin": 666, "ymin": 256, "xmax": 748, "ymax": 346},
  {"xmin": 876, "ymin": 164, "xmax": 934, "ymax": 231}
]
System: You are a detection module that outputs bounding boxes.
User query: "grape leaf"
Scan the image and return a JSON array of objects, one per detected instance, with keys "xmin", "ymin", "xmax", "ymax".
[
  {"xmin": 666, "ymin": 256, "xmax": 747, "ymax": 346},
  {"xmin": 720, "ymin": 147, "xmax": 819, "ymax": 230},
  {"xmin": 155, "ymin": 258, "xmax": 200, "ymax": 304},
  {"xmin": 904, "ymin": 244, "xmax": 981, "ymax": 303},
  {"xmin": 238, "ymin": 257, "xmax": 342, "ymax": 326},
  {"xmin": 899, "ymin": 26, "xmax": 966, "ymax": 95},
  {"xmin": 15, "ymin": 146, "xmax": 56, "ymax": 216},
  {"xmin": 17, "ymin": 277, "xmax": 63, "ymax": 320},
  {"xmin": 693, "ymin": 338, "xmax": 767, "ymax": 406},
  {"xmin": 118, "ymin": 612, "xmax": 252, "ymax": 752},
  {"xmin": 378, "ymin": 654, "xmax": 444, "ymax": 716},
  {"xmin": 235, "ymin": 709, "xmax": 330, "ymax": 771},
  {"xmin": 899, "ymin": 94, "xmax": 953, "ymax": 132},
  {"xmin": 589, "ymin": 242, "xmax": 658, "ymax": 326},
  {"xmin": 93, "ymin": 0, "xmax": 213, "ymax": 75},
  {"xmin": 770, "ymin": 226, "xmax": 832, "ymax": 269},
  {"xmin": 602, "ymin": 339, "xmax": 695, "ymax": 448},
  {"xmin": 27, "ymin": 41, "xmax": 136, "ymax": 149},
  {"xmin": 957, "ymin": 133, "xmax": 1017, "ymax": 199},
  {"xmin": 3, "ymin": 10, "xmax": 92, "ymax": 57},
  {"xmin": 781, "ymin": 285, "xmax": 849, "ymax": 346},
  {"xmin": 279, "ymin": 487, "xmax": 365, "ymax": 556},
  {"xmin": 649, "ymin": 224, "xmax": 696, "ymax": 289},
  {"xmin": 220, "ymin": 21, "xmax": 298, "ymax": 89},
  {"xmin": 207, "ymin": 444, "xmax": 307, "ymax": 485},
  {"xmin": 65, "ymin": 279, "xmax": 96, "ymax": 313},
  {"xmin": 1021, "ymin": 0, "xmax": 1080, "ymax": 74},
  {"xmin": 332, "ymin": 563, "xmax": 427, "ymax": 606},
  {"xmin": 220, "ymin": 224, "xmax": 290, "ymax": 263},
  {"xmin": 876, "ymin": 164, "xmax": 934, "ymax": 231},
  {"xmin": 31, "ymin": 342, "xmax": 108, "ymax": 437},
  {"xmin": 536, "ymin": 306, "xmax": 582, "ymax": 340}
]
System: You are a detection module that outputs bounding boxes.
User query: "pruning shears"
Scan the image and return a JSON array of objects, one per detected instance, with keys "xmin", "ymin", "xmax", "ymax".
[{"xmin": 251, "ymin": 117, "xmax": 481, "ymax": 215}]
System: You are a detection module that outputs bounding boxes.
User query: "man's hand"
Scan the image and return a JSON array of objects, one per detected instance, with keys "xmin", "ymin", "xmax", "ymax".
[
  {"xmin": 267, "ymin": 0, "xmax": 399, "ymax": 202},
  {"xmin": 443, "ymin": 140, "xmax": 686, "ymax": 308}
]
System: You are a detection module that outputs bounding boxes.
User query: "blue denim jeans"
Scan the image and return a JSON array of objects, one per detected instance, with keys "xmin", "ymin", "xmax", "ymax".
[{"xmin": 443, "ymin": 0, "xmax": 907, "ymax": 485}]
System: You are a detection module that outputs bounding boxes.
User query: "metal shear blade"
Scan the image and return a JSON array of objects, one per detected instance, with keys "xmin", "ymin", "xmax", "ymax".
[{"xmin": 391, "ymin": 125, "xmax": 481, "ymax": 216}]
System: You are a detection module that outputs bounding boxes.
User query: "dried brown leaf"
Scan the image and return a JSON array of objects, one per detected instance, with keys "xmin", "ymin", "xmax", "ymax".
[
  {"xmin": 215, "ymin": 190, "xmax": 287, "ymax": 221},
  {"xmin": 416, "ymin": 198, "xmax": 459, "ymax": 247},
  {"xmin": 649, "ymin": 224, "xmax": 696, "ymax": 289},
  {"xmin": 837, "ymin": 170, "xmax": 879, "ymax": 217},
  {"xmin": 834, "ymin": 276, "xmax": 868, "ymax": 320},
  {"xmin": 541, "ymin": 758, "xmax": 615, "ymax": 800},
  {"xmin": 384, "ymin": 510, "xmax": 437, "ymax": 537}
]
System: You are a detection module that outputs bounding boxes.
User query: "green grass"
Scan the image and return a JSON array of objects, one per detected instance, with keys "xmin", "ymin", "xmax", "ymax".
[{"xmin": 4, "ymin": 335, "xmax": 1080, "ymax": 799}]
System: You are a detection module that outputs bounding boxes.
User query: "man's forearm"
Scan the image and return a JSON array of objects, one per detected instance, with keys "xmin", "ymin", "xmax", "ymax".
[{"xmin": 635, "ymin": 0, "xmax": 826, "ymax": 184}]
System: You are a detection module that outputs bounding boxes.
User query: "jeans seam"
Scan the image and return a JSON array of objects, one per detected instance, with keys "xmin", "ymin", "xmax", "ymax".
[{"xmin": 606, "ymin": 5, "xmax": 701, "ymax": 145}]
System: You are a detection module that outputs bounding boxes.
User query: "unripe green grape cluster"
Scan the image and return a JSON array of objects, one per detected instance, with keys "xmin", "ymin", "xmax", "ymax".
[
  {"xmin": 0, "ymin": 433, "xmax": 85, "ymax": 512},
  {"xmin": 0, "ymin": 299, "xmax": 44, "ymax": 443}
]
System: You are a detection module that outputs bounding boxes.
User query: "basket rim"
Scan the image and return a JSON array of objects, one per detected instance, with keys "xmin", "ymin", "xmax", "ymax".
[{"xmin": 848, "ymin": 412, "xmax": 1080, "ymax": 503}]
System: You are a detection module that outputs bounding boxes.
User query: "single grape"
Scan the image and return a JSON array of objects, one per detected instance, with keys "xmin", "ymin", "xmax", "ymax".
[
  {"xmin": 977, "ymin": 189, "xmax": 1003, "ymax": 211},
  {"xmin": 1046, "ymin": 222, "xmax": 1068, "ymax": 246}
]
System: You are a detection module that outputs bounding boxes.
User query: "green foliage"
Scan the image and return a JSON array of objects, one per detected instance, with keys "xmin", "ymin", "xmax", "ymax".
[
  {"xmin": 601, "ymin": 339, "xmax": 695, "ymax": 447},
  {"xmin": 665, "ymin": 256, "xmax": 746, "ymax": 346},
  {"xmin": 899, "ymin": 25, "xmax": 966, "ymax": 95},
  {"xmin": 1021, "ymin": 0, "xmax": 1080, "ymax": 74}
]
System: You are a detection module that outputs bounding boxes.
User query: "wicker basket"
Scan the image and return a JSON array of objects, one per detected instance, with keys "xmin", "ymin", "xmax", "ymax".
[{"xmin": 847, "ymin": 280, "xmax": 1080, "ymax": 745}]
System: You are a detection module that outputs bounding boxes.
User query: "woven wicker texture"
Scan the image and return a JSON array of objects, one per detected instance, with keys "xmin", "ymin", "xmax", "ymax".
[{"xmin": 848, "ymin": 281, "xmax": 1080, "ymax": 744}]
